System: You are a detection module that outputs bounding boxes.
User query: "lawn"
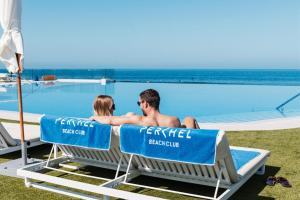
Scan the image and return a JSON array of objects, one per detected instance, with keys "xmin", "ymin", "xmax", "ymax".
[{"xmin": 0, "ymin": 124, "xmax": 299, "ymax": 199}]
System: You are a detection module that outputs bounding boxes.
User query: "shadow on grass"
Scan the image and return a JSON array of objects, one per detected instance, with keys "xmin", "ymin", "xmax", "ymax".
[
  {"xmin": 231, "ymin": 165, "xmax": 280, "ymax": 200},
  {"xmin": 32, "ymin": 164, "xmax": 280, "ymax": 199},
  {"xmin": 123, "ymin": 175, "xmax": 225, "ymax": 199},
  {"xmin": 79, "ymin": 165, "xmax": 121, "ymax": 180},
  {"xmin": 113, "ymin": 165, "xmax": 280, "ymax": 200},
  {"xmin": 0, "ymin": 144, "xmax": 52, "ymax": 163}
]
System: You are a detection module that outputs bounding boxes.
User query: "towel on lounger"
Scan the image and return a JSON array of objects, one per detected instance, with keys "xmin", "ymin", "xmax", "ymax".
[
  {"xmin": 40, "ymin": 115, "xmax": 111, "ymax": 150},
  {"xmin": 120, "ymin": 124, "xmax": 220, "ymax": 165}
]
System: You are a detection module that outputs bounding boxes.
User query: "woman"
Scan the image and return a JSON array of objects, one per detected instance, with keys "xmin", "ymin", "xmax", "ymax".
[
  {"xmin": 92, "ymin": 95, "xmax": 135, "ymax": 118},
  {"xmin": 93, "ymin": 95, "xmax": 115, "ymax": 116}
]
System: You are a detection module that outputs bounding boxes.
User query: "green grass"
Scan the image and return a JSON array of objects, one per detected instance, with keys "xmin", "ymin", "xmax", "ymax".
[{"xmin": 0, "ymin": 128, "xmax": 299, "ymax": 199}]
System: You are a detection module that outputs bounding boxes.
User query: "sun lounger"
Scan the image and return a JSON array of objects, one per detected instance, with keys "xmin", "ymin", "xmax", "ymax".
[
  {"xmin": 0, "ymin": 122, "xmax": 43, "ymax": 155},
  {"xmin": 106, "ymin": 124, "xmax": 270, "ymax": 200},
  {"xmin": 17, "ymin": 116, "xmax": 270, "ymax": 200},
  {"xmin": 18, "ymin": 116, "xmax": 162, "ymax": 200}
]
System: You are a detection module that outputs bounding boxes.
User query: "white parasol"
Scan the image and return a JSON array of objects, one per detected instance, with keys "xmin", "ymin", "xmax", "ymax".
[{"xmin": 0, "ymin": 0, "xmax": 27, "ymax": 165}]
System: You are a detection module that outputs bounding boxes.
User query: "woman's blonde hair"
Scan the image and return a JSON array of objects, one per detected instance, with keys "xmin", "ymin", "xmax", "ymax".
[{"xmin": 93, "ymin": 95, "xmax": 115, "ymax": 116}]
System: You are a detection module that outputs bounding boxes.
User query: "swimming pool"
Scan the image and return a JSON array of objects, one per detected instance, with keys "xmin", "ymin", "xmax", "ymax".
[{"xmin": 0, "ymin": 81, "xmax": 300, "ymax": 122}]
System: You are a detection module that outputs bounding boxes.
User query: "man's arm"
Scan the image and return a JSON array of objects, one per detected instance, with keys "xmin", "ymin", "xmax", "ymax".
[
  {"xmin": 110, "ymin": 115, "xmax": 143, "ymax": 126},
  {"xmin": 90, "ymin": 115, "xmax": 144, "ymax": 126}
]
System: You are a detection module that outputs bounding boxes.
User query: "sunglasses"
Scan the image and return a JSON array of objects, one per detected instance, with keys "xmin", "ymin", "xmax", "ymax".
[
  {"xmin": 137, "ymin": 101, "xmax": 142, "ymax": 106},
  {"xmin": 111, "ymin": 104, "xmax": 115, "ymax": 110}
]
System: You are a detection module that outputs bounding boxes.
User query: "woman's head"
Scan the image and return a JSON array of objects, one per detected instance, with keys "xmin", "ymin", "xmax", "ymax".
[{"xmin": 93, "ymin": 95, "xmax": 115, "ymax": 116}]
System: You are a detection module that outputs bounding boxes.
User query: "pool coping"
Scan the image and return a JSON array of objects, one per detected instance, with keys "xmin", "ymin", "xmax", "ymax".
[{"xmin": 1, "ymin": 109, "xmax": 300, "ymax": 131}]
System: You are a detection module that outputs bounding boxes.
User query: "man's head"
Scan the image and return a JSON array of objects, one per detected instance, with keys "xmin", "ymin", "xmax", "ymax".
[{"xmin": 138, "ymin": 89, "xmax": 160, "ymax": 115}]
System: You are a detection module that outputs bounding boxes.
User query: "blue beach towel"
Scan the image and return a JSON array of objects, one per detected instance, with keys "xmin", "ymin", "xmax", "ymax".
[
  {"xmin": 120, "ymin": 124, "xmax": 220, "ymax": 165},
  {"xmin": 40, "ymin": 115, "xmax": 112, "ymax": 150},
  {"xmin": 231, "ymin": 149, "xmax": 261, "ymax": 171}
]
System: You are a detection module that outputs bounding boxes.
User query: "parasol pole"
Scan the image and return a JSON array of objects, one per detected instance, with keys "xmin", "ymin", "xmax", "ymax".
[{"xmin": 16, "ymin": 53, "xmax": 27, "ymax": 165}]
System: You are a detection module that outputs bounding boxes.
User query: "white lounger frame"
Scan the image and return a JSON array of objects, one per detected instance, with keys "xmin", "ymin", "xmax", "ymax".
[
  {"xmin": 103, "ymin": 146, "xmax": 268, "ymax": 200},
  {"xmin": 0, "ymin": 122, "xmax": 43, "ymax": 155},
  {"xmin": 18, "ymin": 140, "xmax": 269, "ymax": 200},
  {"xmin": 18, "ymin": 144, "xmax": 163, "ymax": 200},
  {"xmin": 0, "ymin": 140, "xmax": 43, "ymax": 155}
]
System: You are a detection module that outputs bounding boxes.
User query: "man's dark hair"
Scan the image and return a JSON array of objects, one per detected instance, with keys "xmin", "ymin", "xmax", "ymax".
[{"xmin": 139, "ymin": 89, "xmax": 160, "ymax": 110}]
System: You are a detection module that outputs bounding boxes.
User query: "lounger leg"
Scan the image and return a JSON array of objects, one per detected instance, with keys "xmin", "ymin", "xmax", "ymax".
[
  {"xmin": 114, "ymin": 154, "xmax": 123, "ymax": 179},
  {"xmin": 25, "ymin": 177, "xmax": 31, "ymax": 187},
  {"xmin": 214, "ymin": 167, "xmax": 224, "ymax": 199},
  {"xmin": 53, "ymin": 144, "xmax": 58, "ymax": 159},
  {"xmin": 123, "ymin": 154, "xmax": 133, "ymax": 183},
  {"xmin": 46, "ymin": 145, "xmax": 55, "ymax": 167},
  {"xmin": 256, "ymin": 165, "xmax": 265, "ymax": 175}
]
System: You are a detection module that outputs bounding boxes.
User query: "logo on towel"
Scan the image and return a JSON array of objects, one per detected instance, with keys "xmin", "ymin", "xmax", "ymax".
[
  {"xmin": 139, "ymin": 126, "xmax": 192, "ymax": 148},
  {"xmin": 55, "ymin": 117, "xmax": 95, "ymax": 136},
  {"xmin": 55, "ymin": 118, "xmax": 94, "ymax": 128}
]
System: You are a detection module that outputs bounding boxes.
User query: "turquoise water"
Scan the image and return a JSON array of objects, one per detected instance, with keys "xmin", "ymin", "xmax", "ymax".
[{"xmin": 1, "ymin": 82, "xmax": 299, "ymax": 122}]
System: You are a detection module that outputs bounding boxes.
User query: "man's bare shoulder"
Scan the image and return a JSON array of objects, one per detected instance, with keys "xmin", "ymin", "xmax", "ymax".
[
  {"xmin": 168, "ymin": 116, "xmax": 181, "ymax": 127},
  {"xmin": 158, "ymin": 114, "xmax": 181, "ymax": 127}
]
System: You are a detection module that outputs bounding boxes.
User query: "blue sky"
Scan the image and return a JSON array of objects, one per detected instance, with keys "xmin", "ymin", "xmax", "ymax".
[{"xmin": 1, "ymin": 0, "xmax": 300, "ymax": 68}]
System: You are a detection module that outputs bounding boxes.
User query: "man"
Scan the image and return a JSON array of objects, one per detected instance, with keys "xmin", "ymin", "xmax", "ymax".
[{"xmin": 91, "ymin": 89, "xmax": 181, "ymax": 127}]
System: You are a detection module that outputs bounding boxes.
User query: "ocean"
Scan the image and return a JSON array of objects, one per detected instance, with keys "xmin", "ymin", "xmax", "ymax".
[{"xmin": 1, "ymin": 68, "xmax": 300, "ymax": 86}]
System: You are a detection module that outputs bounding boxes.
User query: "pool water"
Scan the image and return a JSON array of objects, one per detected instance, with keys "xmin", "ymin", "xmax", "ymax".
[{"xmin": 0, "ymin": 82, "xmax": 300, "ymax": 122}]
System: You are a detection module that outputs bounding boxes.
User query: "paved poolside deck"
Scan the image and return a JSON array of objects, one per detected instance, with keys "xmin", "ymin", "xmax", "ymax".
[
  {"xmin": 201, "ymin": 117, "xmax": 300, "ymax": 131},
  {"xmin": 0, "ymin": 110, "xmax": 41, "ymax": 123},
  {"xmin": 1, "ymin": 110, "xmax": 300, "ymax": 131}
]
